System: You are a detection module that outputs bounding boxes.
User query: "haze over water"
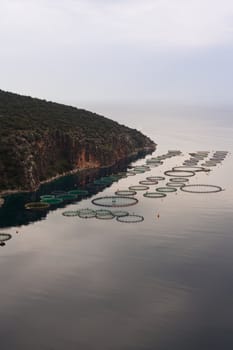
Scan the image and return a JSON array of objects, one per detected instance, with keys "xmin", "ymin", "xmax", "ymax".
[{"xmin": 0, "ymin": 104, "xmax": 232, "ymax": 350}]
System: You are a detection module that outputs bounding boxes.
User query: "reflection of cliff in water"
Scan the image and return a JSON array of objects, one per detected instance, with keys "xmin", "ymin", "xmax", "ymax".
[{"xmin": 0, "ymin": 152, "xmax": 149, "ymax": 228}]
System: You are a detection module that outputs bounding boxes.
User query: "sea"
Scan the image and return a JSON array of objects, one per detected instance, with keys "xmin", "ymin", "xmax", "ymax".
[{"xmin": 0, "ymin": 103, "xmax": 232, "ymax": 350}]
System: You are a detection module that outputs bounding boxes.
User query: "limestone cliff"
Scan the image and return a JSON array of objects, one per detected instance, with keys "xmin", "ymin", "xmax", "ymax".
[{"xmin": 0, "ymin": 90, "xmax": 155, "ymax": 192}]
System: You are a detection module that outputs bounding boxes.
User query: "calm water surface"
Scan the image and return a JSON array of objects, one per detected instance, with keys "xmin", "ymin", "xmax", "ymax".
[{"xmin": 0, "ymin": 104, "xmax": 233, "ymax": 350}]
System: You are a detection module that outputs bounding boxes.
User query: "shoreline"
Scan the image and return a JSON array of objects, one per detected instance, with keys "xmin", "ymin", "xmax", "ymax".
[{"xmin": 0, "ymin": 146, "xmax": 155, "ymax": 197}]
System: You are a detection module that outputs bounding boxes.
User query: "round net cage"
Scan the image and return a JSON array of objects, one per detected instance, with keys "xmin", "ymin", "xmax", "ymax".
[
  {"xmin": 115, "ymin": 190, "xmax": 137, "ymax": 196},
  {"xmin": 143, "ymin": 192, "xmax": 166, "ymax": 198},
  {"xmin": 98, "ymin": 177, "xmax": 114, "ymax": 184},
  {"xmin": 156, "ymin": 187, "xmax": 177, "ymax": 193},
  {"xmin": 129, "ymin": 185, "xmax": 149, "ymax": 191},
  {"xmin": 40, "ymin": 195, "xmax": 55, "ymax": 200},
  {"xmin": 92, "ymin": 196, "xmax": 138, "ymax": 207},
  {"xmin": 126, "ymin": 171, "xmax": 137, "ymax": 176},
  {"xmin": 139, "ymin": 180, "xmax": 158, "ymax": 185},
  {"xmin": 109, "ymin": 175, "xmax": 121, "ymax": 181},
  {"xmin": 96, "ymin": 209, "xmax": 115, "ymax": 220},
  {"xmin": 41, "ymin": 198, "xmax": 63, "ymax": 205},
  {"xmin": 173, "ymin": 166, "xmax": 206, "ymax": 172},
  {"xmin": 146, "ymin": 176, "xmax": 165, "ymax": 181},
  {"xmin": 166, "ymin": 182, "xmax": 184, "ymax": 188},
  {"xmin": 68, "ymin": 189, "xmax": 89, "ymax": 196},
  {"xmin": 180, "ymin": 184, "xmax": 223, "ymax": 193},
  {"xmin": 78, "ymin": 208, "xmax": 96, "ymax": 218},
  {"xmin": 170, "ymin": 177, "xmax": 189, "ymax": 183},
  {"xmin": 25, "ymin": 202, "xmax": 50, "ymax": 210},
  {"xmin": 62, "ymin": 211, "xmax": 79, "ymax": 217},
  {"xmin": 117, "ymin": 214, "xmax": 144, "ymax": 223},
  {"xmin": 117, "ymin": 172, "xmax": 128, "ymax": 178},
  {"xmin": 134, "ymin": 165, "xmax": 150, "ymax": 170},
  {"xmin": 57, "ymin": 194, "xmax": 77, "ymax": 201},
  {"xmin": 146, "ymin": 160, "xmax": 163, "ymax": 165},
  {"xmin": 164, "ymin": 170, "xmax": 195, "ymax": 177},
  {"xmin": 132, "ymin": 169, "xmax": 146, "ymax": 174},
  {"xmin": 111, "ymin": 210, "xmax": 129, "ymax": 217},
  {"xmin": 0, "ymin": 233, "xmax": 12, "ymax": 242}
]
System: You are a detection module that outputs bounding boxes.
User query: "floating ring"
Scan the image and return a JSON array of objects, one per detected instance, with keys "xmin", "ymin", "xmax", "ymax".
[{"xmin": 180, "ymin": 184, "xmax": 223, "ymax": 193}]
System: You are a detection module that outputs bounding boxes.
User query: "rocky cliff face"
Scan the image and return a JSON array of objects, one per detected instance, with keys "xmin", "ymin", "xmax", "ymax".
[{"xmin": 0, "ymin": 90, "xmax": 155, "ymax": 192}]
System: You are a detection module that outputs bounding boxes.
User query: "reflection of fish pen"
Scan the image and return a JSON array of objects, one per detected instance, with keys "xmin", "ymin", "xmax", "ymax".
[
  {"xmin": 25, "ymin": 202, "xmax": 50, "ymax": 210},
  {"xmin": 180, "ymin": 184, "xmax": 223, "ymax": 193},
  {"xmin": 92, "ymin": 196, "xmax": 138, "ymax": 207},
  {"xmin": 117, "ymin": 214, "xmax": 144, "ymax": 223}
]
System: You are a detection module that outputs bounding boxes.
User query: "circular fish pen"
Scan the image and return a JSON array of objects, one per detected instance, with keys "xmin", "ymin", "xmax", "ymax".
[
  {"xmin": 78, "ymin": 208, "xmax": 96, "ymax": 218},
  {"xmin": 129, "ymin": 185, "xmax": 149, "ymax": 191},
  {"xmin": 92, "ymin": 196, "xmax": 138, "ymax": 207},
  {"xmin": 56, "ymin": 194, "xmax": 77, "ymax": 201},
  {"xmin": 0, "ymin": 233, "xmax": 12, "ymax": 242},
  {"xmin": 170, "ymin": 177, "xmax": 189, "ymax": 183},
  {"xmin": 126, "ymin": 171, "xmax": 137, "ymax": 176},
  {"xmin": 173, "ymin": 166, "xmax": 206, "ymax": 172},
  {"xmin": 164, "ymin": 170, "xmax": 195, "ymax": 177},
  {"xmin": 111, "ymin": 210, "xmax": 129, "ymax": 217},
  {"xmin": 139, "ymin": 180, "xmax": 158, "ymax": 185},
  {"xmin": 166, "ymin": 182, "xmax": 184, "ymax": 188},
  {"xmin": 40, "ymin": 195, "xmax": 55, "ymax": 200},
  {"xmin": 62, "ymin": 211, "xmax": 79, "ymax": 217},
  {"xmin": 156, "ymin": 187, "xmax": 177, "ymax": 193},
  {"xmin": 116, "ymin": 214, "xmax": 144, "ymax": 223},
  {"xmin": 115, "ymin": 190, "xmax": 137, "ymax": 196},
  {"xmin": 143, "ymin": 192, "xmax": 166, "ymax": 198},
  {"xmin": 25, "ymin": 202, "xmax": 50, "ymax": 210},
  {"xmin": 95, "ymin": 209, "xmax": 115, "ymax": 220},
  {"xmin": 146, "ymin": 176, "xmax": 165, "ymax": 181},
  {"xmin": 41, "ymin": 198, "xmax": 63, "ymax": 205},
  {"xmin": 180, "ymin": 184, "xmax": 223, "ymax": 193}
]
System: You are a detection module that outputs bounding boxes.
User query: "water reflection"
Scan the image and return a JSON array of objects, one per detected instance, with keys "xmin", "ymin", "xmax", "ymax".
[{"xmin": 0, "ymin": 151, "xmax": 151, "ymax": 228}]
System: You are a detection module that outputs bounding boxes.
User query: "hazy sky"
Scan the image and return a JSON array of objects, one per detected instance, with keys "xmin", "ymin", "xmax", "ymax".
[{"xmin": 1, "ymin": 0, "xmax": 233, "ymax": 107}]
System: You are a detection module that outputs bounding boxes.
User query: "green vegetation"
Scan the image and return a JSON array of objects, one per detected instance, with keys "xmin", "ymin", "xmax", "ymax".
[{"xmin": 0, "ymin": 89, "xmax": 155, "ymax": 192}]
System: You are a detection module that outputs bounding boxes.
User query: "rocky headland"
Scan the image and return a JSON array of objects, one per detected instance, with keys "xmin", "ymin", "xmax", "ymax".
[{"xmin": 0, "ymin": 90, "xmax": 156, "ymax": 194}]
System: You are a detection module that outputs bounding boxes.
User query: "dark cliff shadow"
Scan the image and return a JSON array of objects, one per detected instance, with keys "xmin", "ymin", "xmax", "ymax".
[{"xmin": 0, "ymin": 151, "xmax": 152, "ymax": 229}]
